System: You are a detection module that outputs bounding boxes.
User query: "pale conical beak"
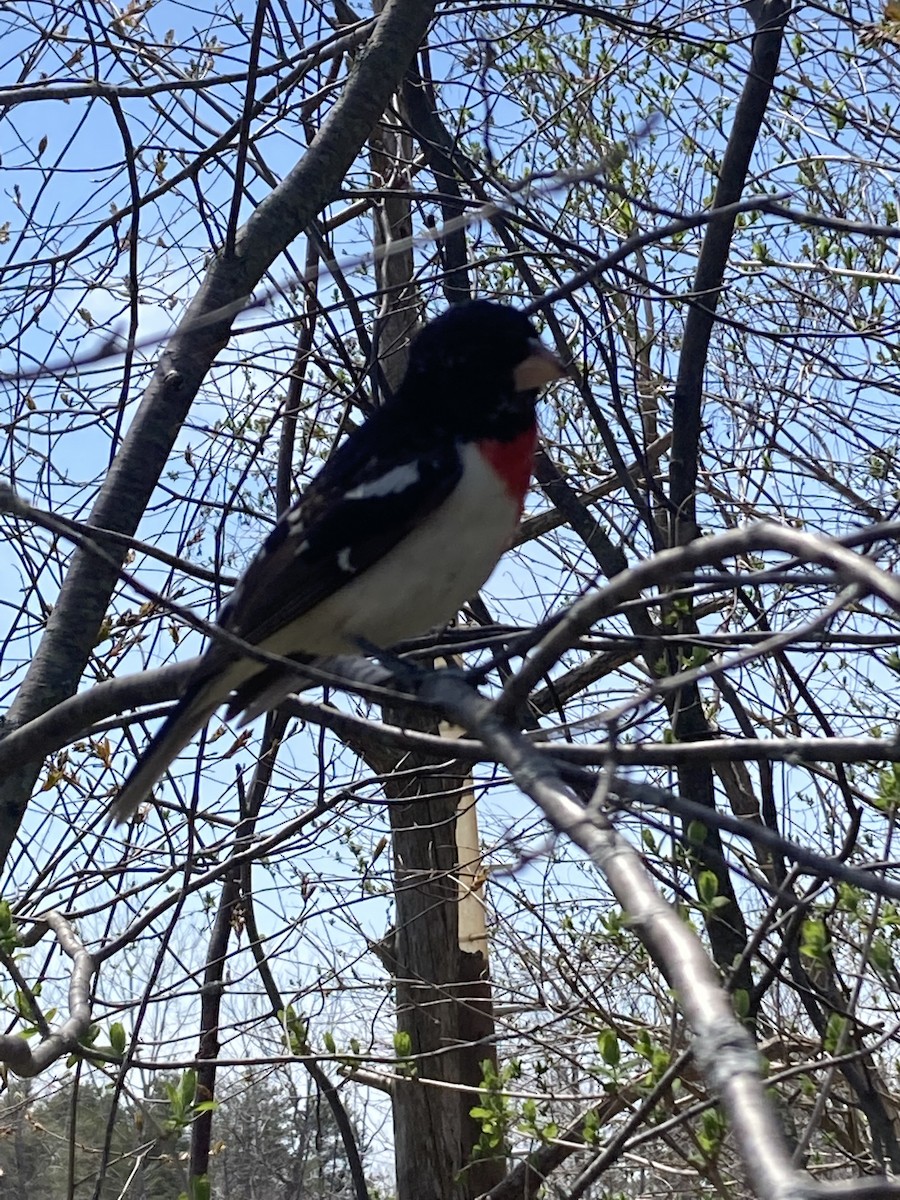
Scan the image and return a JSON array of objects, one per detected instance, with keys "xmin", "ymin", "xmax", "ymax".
[{"xmin": 513, "ymin": 338, "xmax": 566, "ymax": 391}]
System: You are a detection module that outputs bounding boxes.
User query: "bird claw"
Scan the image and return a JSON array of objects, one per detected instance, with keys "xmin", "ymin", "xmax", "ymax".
[
  {"xmin": 353, "ymin": 637, "xmax": 426, "ymax": 690},
  {"xmin": 353, "ymin": 637, "xmax": 486, "ymax": 692}
]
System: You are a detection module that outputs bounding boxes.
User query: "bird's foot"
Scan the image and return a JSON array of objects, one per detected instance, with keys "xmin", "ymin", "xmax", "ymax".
[
  {"xmin": 353, "ymin": 637, "xmax": 431, "ymax": 691},
  {"xmin": 354, "ymin": 637, "xmax": 485, "ymax": 692}
]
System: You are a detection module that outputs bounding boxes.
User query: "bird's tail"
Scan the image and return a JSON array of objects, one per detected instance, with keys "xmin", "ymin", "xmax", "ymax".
[{"xmin": 111, "ymin": 675, "xmax": 223, "ymax": 824}]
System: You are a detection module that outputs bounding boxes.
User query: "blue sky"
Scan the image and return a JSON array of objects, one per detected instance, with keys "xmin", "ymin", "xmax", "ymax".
[{"xmin": 3, "ymin": 2, "xmax": 900, "ymax": 1174}]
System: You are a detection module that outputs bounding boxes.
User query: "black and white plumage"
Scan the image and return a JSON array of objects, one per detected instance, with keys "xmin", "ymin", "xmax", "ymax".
[{"xmin": 112, "ymin": 300, "xmax": 563, "ymax": 822}]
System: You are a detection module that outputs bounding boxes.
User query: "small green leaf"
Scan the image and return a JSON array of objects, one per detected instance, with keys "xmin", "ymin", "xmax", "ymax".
[
  {"xmin": 687, "ymin": 820, "xmax": 707, "ymax": 846},
  {"xmin": 109, "ymin": 1022, "xmax": 127, "ymax": 1056},
  {"xmin": 393, "ymin": 1030, "xmax": 412, "ymax": 1058},
  {"xmin": 179, "ymin": 1068, "xmax": 197, "ymax": 1111},
  {"xmin": 800, "ymin": 918, "xmax": 829, "ymax": 962},
  {"xmin": 582, "ymin": 1107, "xmax": 600, "ymax": 1144},
  {"xmin": 188, "ymin": 1176, "xmax": 211, "ymax": 1200},
  {"xmin": 697, "ymin": 870, "xmax": 719, "ymax": 904},
  {"xmin": 597, "ymin": 1029, "xmax": 620, "ymax": 1067},
  {"xmin": 732, "ymin": 989, "xmax": 750, "ymax": 1019},
  {"xmin": 871, "ymin": 937, "xmax": 893, "ymax": 975},
  {"xmin": 824, "ymin": 1012, "xmax": 847, "ymax": 1054}
]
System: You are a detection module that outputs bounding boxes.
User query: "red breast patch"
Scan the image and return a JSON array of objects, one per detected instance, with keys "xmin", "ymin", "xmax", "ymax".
[{"xmin": 478, "ymin": 426, "xmax": 538, "ymax": 515}]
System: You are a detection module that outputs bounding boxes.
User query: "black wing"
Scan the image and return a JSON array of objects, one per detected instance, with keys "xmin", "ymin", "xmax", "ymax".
[{"xmin": 216, "ymin": 415, "xmax": 462, "ymax": 649}]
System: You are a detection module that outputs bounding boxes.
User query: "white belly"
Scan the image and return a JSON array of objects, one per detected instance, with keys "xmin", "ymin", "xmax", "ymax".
[{"xmin": 261, "ymin": 442, "xmax": 521, "ymax": 657}]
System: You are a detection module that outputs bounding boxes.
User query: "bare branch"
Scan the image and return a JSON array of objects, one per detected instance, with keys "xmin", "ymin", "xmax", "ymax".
[{"xmin": 0, "ymin": 914, "xmax": 97, "ymax": 1077}]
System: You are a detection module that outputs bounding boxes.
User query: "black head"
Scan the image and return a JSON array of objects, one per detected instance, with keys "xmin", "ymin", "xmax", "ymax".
[{"xmin": 397, "ymin": 300, "xmax": 563, "ymax": 436}]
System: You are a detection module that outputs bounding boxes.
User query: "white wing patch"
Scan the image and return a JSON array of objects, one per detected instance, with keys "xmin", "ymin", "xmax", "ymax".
[
  {"xmin": 344, "ymin": 461, "xmax": 420, "ymax": 500},
  {"xmin": 257, "ymin": 442, "xmax": 521, "ymax": 658},
  {"xmin": 336, "ymin": 546, "xmax": 354, "ymax": 573}
]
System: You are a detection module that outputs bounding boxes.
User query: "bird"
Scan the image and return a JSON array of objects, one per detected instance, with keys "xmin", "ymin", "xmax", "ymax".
[{"xmin": 112, "ymin": 299, "xmax": 564, "ymax": 822}]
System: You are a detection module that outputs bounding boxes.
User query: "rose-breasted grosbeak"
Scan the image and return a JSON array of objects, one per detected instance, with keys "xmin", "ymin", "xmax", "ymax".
[{"xmin": 112, "ymin": 300, "xmax": 563, "ymax": 822}]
